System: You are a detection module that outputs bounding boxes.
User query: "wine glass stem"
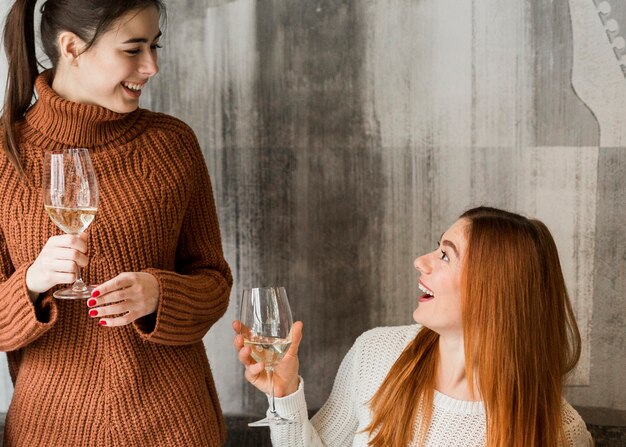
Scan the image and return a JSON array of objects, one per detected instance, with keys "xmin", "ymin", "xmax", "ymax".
[
  {"xmin": 72, "ymin": 266, "xmax": 87, "ymax": 292},
  {"xmin": 267, "ymin": 367, "xmax": 277, "ymax": 415}
]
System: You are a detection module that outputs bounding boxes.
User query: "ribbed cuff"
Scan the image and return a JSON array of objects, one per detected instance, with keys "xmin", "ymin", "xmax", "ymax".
[
  {"xmin": 133, "ymin": 268, "xmax": 229, "ymax": 345},
  {"xmin": 34, "ymin": 294, "xmax": 57, "ymax": 324},
  {"xmin": 267, "ymin": 377, "xmax": 308, "ymax": 419}
]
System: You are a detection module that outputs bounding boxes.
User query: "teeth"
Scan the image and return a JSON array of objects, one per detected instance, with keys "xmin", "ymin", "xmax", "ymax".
[
  {"xmin": 123, "ymin": 82, "xmax": 144, "ymax": 91},
  {"xmin": 418, "ymin": 283, "xmax": 434, "ymax": 296}
]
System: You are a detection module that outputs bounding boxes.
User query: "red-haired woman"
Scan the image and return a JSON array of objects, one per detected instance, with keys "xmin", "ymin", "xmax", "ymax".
[{"xmin": 233, "ymin": 206, "xmax": 593, "ymax": 446}]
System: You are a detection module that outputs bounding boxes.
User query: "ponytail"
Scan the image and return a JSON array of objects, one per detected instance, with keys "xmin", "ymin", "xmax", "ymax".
[{"xmin": 2, "ymin": 0, "xmax": 39, "ymax": 176}]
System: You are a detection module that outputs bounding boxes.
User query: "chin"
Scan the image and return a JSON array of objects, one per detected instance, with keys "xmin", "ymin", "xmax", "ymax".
[
  {"xmin": 98, "ymin": 93, "xmax": 140, "ymax": 113},
  {"xmin": 412, "ymin": 308, "xmax": 423, "ymax": 324},
  {"xmin": 413, "ymin": 307, "xmax": 438, "ymax": 330},
  {"xmin": 107, "ymin": 103, "xmax": 139, "ymax": 114}
]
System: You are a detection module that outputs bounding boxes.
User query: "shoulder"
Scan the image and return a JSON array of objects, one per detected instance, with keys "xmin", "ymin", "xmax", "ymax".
[
  {"xmin": 561, "ymin": 399, "xmax": 593, "ymax": 446},
  {"xmin": 356, "ymin": 324, "xmax": 421, "ymax": 346},
  {"xmin": 342, "ymin": 325, "xmax": 421, "ymax": 397},
  {"xmin": 353, "ymin": 324, "xmax": 421, "ymax": 364},
  {"xmin": 139, "ymin": 110, "xmax": 204, "ymax": 162},
  {"xmin": 141, "ymin": 110, "xmax": 197, "ymax": 139}
]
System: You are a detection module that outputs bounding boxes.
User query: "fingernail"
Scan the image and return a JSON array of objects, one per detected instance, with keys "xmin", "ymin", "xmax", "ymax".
[
  {"xmin": 91, "ymin": 290, "xmax": 100, "ymax": 298},
  {"xmin": 87, "ymin": 299, "xmax": 97, "ymax": 307},
  {"xmin": 89, "ymin": 309, "xmax": 98, "ymax": 317},
  {"xmin": 99, "ymin": 320, "xmax": 107, "ymax": 326}
]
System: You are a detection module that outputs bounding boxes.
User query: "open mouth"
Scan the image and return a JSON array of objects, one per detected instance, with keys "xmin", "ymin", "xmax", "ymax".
[
  {"xmin": 121, "ymin": 81, "xmax": 145, "ymax": 97},
  {"xmin": 418, "ymin": 281, "xmax": 435, "ymax": 302}
]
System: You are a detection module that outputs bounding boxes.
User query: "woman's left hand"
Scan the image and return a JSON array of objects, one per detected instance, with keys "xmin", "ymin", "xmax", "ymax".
[{"xmin": 87, "ymin": 272, "xmax": 160, "ymax": 327}]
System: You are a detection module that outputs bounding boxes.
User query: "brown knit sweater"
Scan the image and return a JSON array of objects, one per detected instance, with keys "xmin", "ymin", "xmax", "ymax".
[{"xmin": 0, "ymin": 72, "xmax": 232, "ymax": 446}]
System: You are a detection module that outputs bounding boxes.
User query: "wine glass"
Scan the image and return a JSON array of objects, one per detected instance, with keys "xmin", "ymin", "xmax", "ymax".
[
  {"xmin": 43, "ymin": 148, "xmax": 99, "ymax": 299},
  {"xmin": 240, "ymin": 286, "xmax": 294, "ymax": 426}
]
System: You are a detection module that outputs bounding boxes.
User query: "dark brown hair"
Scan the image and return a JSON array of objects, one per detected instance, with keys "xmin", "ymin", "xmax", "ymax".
[
  {"xmin": 2, "ymin": 0, "xmax": 166, "ymax": 175},
  {"xmin": 366, "ymin": 206, "xmax": 581, "ymax": 446}
]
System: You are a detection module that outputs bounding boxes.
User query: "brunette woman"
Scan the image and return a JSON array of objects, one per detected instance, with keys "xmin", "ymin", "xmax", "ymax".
[
  {"xmin": 234, "ymin": 206, "xmax": 593, "ymax": 446},
  {"xmin": 0, "ymin": 1, "xmax": 231, "ymax": 445}
]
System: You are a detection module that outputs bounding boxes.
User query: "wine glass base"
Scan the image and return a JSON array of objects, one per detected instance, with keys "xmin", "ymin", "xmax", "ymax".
[
  {"xmin": 53, "ymin": 285, "xmax": 95, "ymax": 300},
  {"xmin": 248, "ymin": 416, "xmax": 295, "ymax": 427}
]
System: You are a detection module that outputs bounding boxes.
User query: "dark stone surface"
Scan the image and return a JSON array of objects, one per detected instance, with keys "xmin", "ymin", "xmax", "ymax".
[
  {"xmin": 221, "ymin": 415, "xmax": 626, "ymax": 447},
  {"xmin": 586, "ymin": 425, "xmax": 626, "ymax": 447},
  {"xmin": 224, "ymin": 416, "xmax": 271, "ymax": 447},
  {"xmin": 223, "ymin": 416, "xmax": 626, "ymax": 447},
  {"xmin": 1, "ymin": 413, "xmax": 624, "ymax": 446}
]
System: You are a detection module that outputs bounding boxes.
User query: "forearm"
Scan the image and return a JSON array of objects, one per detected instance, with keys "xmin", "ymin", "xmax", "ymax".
[{"xmin": 0, "ymin": 264, "xmax": 58, "ymax": 351}]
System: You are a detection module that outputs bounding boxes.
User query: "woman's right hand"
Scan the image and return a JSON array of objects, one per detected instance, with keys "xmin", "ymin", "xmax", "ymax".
[
  {"xmin": 233, "ymin": 320, "xmax": 304, "ymax": 397},
  {"xmin": 25, "ymin": 233, "xmax": 89, "ymax": 301}
]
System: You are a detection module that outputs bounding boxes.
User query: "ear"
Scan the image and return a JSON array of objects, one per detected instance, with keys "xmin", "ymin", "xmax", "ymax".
[{"xmin": 57, "ymin": 31, "xmax": 86, "ymax": 66}]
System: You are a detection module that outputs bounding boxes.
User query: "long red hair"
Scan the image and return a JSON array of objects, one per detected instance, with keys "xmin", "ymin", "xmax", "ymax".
[{"xmin": 366, "ymin": 206, "xmax": 581, "ymax": 446}]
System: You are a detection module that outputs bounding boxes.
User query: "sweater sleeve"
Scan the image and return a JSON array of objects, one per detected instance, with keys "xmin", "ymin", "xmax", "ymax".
[
  {"xmin": 0, "ymin": 228, "xmax": 58, "ymax": 352},
  {"xmin": 133, "ymin": 136, "xmax": 232, "ymax": 346},
  {"xmin": 269, "ymin": 341, "xmax": 360, "ymax": 446},
  {"xmin": 561, "ymin": 400, "xmax": 594, "ymax": 447}
]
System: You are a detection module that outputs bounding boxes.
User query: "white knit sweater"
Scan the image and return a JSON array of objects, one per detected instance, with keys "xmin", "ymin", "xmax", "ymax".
[{"xmin": 268, "ymin": 325, "xmax": 593, "ymax": 446}]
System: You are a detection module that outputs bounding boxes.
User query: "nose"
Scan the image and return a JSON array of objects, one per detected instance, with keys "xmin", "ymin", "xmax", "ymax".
[
  {"xmin": 414, "ymin": 253, "xmax": 431, "ymax": 274},
  {"xmin": 140, "ymin": 50, "xmax": 159, "ymax": 77}
]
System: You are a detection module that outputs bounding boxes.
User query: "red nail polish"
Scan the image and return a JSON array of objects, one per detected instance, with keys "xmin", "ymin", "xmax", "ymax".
[
  {"xmin": 99, "ymin": 320, "xmax": 107, "ymax": 326},
  {"xmin": 89, "ymin": 309, "xmax": 98, "ymax": 317},
  {"xmin": 91, "ymin": 290, "xmax": 100, "ymax": 298},
  {"xmin": 87, "ymin": 299, "xmax": 97, "ymax": 307}
]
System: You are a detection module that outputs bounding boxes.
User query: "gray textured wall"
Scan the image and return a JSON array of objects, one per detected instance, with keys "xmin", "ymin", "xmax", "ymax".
[{"xmin": 1, "ymin": 0, "xmax": 625, "ymax": 424}]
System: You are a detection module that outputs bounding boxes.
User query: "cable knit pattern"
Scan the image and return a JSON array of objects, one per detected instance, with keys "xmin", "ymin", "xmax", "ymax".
[
  {"xmin": 269, "ymin": 325, "xmax": 593, "ymax": 447},
  {"xmin": 0, "ymin": 71, "xmax": 232, "ymax": 446}
]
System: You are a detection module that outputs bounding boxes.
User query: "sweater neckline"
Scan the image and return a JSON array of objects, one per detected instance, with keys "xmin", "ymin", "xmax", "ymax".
[
  {"xmin": 23, "ymin": 70, "xmax": 145, "ymax": 149},
  {"xmin": 433, "ymin": 390, "xmax": 485, "ymax": 415}
]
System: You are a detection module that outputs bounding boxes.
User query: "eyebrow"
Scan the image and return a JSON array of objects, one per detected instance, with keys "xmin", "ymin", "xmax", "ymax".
[
  {"xmin": 122, "ymin": 31, "xmax": 162, "ymax": 44},
  {"xmin": 439, "ymin": 233, "xmax": 459, "ymax": 258},
  {"xmin": 442, "ymin": 240, "xmax": 459, "ymax": 258}
]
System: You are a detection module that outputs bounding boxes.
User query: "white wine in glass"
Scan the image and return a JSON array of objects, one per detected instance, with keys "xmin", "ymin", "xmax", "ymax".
[
  {"xmin": 43, "ymin": 148, "xmax": 99, "ymax": 299},
  {"xmin": 240, "ymin": 286, "xmax": 294, "ymax": 427},
  {"xmin": 243, "ymin": 336, "xmax": 292, "ymax": 368}
]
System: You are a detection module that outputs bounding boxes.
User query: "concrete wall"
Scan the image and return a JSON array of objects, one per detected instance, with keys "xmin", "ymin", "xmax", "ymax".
[{"xmin": 0, "ymin": 0, "xmax": 624, "ymax": 424}]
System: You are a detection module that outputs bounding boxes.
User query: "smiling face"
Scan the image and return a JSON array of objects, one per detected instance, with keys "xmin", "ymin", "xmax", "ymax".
[
  {"xmin": 53, "ymin": 6, "xmax": 161, "ymax": 113},
  {"xmin": 413, "ymin": 218, "xmax": 469, "ymax": 335}
]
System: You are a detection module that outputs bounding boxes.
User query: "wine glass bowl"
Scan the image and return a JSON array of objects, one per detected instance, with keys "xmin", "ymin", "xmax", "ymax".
[
  {"xmin": 43, "ymin": 148, "xmax": 98, "ymax": 299},
  {"xmin": 240, "ymin": 286, "xmax": 294, "ymax": 426}
]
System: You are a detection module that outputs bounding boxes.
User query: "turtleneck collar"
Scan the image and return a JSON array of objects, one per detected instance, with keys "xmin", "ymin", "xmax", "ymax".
[{"xmin": 24, "ymin": 70, "xmax": 146, "ymax": 149}]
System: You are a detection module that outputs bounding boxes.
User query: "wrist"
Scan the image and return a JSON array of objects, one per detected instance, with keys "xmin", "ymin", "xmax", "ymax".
[
  {"xmin": 25, "ymin": 266, "xmax": 42, "ymax": 303},
  {"xmin": 282, "ymin": 376, "xmax": 300, "ymax": 397}
]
